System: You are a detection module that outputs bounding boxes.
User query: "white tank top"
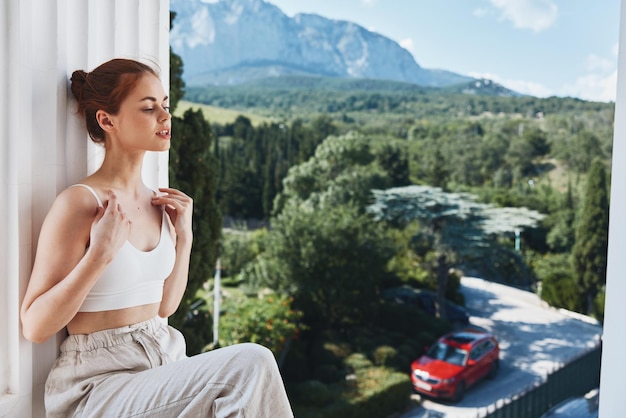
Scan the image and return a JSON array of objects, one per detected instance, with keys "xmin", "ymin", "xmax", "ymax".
[{"xmin": 71, "ymin": 184, "xmax": 177, "ymax": 312}]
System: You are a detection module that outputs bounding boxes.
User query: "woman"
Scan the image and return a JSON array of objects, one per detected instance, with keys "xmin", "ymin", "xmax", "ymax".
[{"xmin": 20, "ymin": 58, "xmax": 293, "ymax": 418}]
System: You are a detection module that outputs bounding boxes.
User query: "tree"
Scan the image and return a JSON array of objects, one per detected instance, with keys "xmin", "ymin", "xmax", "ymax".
[
  {"xmin": 425, "ymin": 147, "xmax": 449, "ymax": 189},
  {"xmin": 368, "ymin": 185, "xmax": 545, "ymax": 319},
  {"xmin": 272, "ymin": 131, "xmax": 385, "ymax": 216},
  {"xmin": 168, "ymin": 13, "xmax": 222, "ymax": 354},
  {"xmin": 168, "ymin": 108, "xmax": 222, "ymax": 354},
  {"xmin": 262, "ymin": 203, "xmax": 393, "ymax": 331},
  {"xmin": 377, "ymin": 143, "xmax": 410, "ymax": 187},
  {"xmin": 242, "ymin": 132, "xmax": 394, "ymax": 331},
  {"xmin": 546, "ymin": 182, "xmax": 576, "ymax": 253},
  {"xmin": 572, "ymin": 160, "xmax": 609, "ymax": 315}
]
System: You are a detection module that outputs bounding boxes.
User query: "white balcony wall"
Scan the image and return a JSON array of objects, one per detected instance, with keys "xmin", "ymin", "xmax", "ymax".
[
  {"xmin": 601, "ymin": 2, "xmax": 626, "ymax": 417},
  {"xmin": 0, "ymin": 1, "xmax": 170, "ymax": 417}
]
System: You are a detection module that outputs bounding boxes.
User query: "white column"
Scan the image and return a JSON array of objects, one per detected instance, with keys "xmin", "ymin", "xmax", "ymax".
[
  {"xmin": 0, "ymin": 1, "xmax": 170, "ymax": 416},
  {"xmin": 599, "ymin": 1, "xmax": 626, "ymax": 417}
]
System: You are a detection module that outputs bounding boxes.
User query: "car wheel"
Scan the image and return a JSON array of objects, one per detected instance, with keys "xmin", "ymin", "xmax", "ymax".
[
  {"xmin": 487, "ymin": 359, "xmax": 499, "ymax": 379},
  {"xmin": 452, "ymin": 381, "xmax": 466, "ymax": 403}
]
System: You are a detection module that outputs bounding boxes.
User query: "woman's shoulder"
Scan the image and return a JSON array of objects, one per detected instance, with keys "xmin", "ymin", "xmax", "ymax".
[{"xmin": 48, "ymin": 182, "xmax": 104, "ymax": 220}]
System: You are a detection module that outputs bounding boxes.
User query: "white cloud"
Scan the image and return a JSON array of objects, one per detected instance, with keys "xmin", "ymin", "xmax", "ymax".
[
  {"xmin": 489, "ymin": 0, "xmax": 558, "ymax": 32},
  {"xmin": 585, "ymin": 54, "xmax": 614, "ymax": 73},
  {"xmin": 360, "ymin": 0, "xmax": 377, "ymax": 7},
  {"xmin": 561, "ymin": 70, "xmax": 617, "ymax": 103},
  {"xmin": 470, "ymin": 60, "xmax": 618, "ymax": 103},
  {"xmin": 559, "ymin": 49, "xmax": 618, "ymax": 102},
  {"xmin": 563, "ymin": 50, "xmax": 617, "ymax": 102}
]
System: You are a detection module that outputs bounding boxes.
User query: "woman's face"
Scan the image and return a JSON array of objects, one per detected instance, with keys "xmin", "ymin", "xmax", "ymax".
[{"xmin": 109, "ymin": 73, "xmax": 171, "ymax": 153}]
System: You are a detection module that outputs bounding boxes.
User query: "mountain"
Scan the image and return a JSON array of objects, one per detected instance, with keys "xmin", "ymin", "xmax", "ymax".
[{"xmin": 169, "ymin": 0, "xmax": 478, "ymax": 89}]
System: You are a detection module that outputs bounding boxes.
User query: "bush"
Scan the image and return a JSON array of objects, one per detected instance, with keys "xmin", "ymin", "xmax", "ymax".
[
  {"xmin": 344, "ymin": 353, "xmax": 373, "ymax": 373},
  {"xmin": 293, "ymin": 380, "xmax": 336, "ymax": 406},
  {"xmin": 372, "ymin": 345, "xmax": 398, "ymax": 367},
  {"xmin": 292, "ymin": 367, "xmax": 412, "ymax": 418},
  {"xmin": 534, "ymin": 253, "xmax": 580, "ymax": 311},
  {"xmin": 218, "ymin": 293, "xmax": 303, "ymax": 357},
  {"xmin": 315, "ymin": 364, "xmax": 342, "ymax": 383}
]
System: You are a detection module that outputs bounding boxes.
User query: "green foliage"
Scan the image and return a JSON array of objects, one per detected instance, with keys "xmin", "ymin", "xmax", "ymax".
[
  {"xmin": 263, "ymin": 203, "xmax": 394, "ymax": 330},
  {"xmin": 372, "ymin": 345, "xmax": 398, "ymax": 367},
  {"xmin": 168, "ymin": 108, "xmax": 222, "ymax": 354},
  {"xmin": 533, "ymin": 253, "xmax": 580, "ymax": 311},
  {"xmin": 215, "ymin": 116, "xmax": 336, "ymax": 220},
  {"xmin": 232, "ymin": 133, "xmax": 396, "ymax": 330},
  {"xmin": 273, "ymin": 131, "xmax": 386, "ymax": 214},
  {"xmin": 376, "ymin": 143, "xmax": 410, "ymax": 187},
  {"xmin": 167, "ymin": 15, "xmax": 221, "ymax": 355},
  {"xmin": 556, "ymin": 130, "xmax": 606, "ymax": 173},
  {"xmin": 572, "ymin": 160, "xmax": 609, "ymax": 315},
  {"xmin": 291, "ymin": 367, "xmax": 411, "ymax": 418},
  {"xmin": 185, "ymin": 78, "xmax": 611, "ymax": 122},
  {"xmin": 594, "ymin": 287, "xmax": 606, "ymax": 323},
  {"xmin": 293, "ymin": 380, "xmax": 336, "ymax": 406},
  {"xmin": 220, "ymin": 228, "xmax": 267, "ymax": 281},
  {"xmin": 344, "ymin": 353, "xmax": 374, "ymax": 372},
  {"xmin": 218, "ymin": 293, "xmax": 303, "ymax": 357},
  {"xmin": 545, "ymin": 183, "xmax": 576, "ymax": 253}
]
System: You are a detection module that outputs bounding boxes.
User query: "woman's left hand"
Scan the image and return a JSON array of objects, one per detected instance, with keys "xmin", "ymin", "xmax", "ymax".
[{"xmin": 152, "ymin": 187, "xmax": 193, "ymax": 243}]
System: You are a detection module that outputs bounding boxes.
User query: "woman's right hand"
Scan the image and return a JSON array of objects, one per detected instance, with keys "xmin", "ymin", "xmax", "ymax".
[{"xmin": 89, "ymin": 191, "xmax": 131, "ymax": 261}]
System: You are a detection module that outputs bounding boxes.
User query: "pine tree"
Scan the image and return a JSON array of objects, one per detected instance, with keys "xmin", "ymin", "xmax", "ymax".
[
  {"xmin": 369, "ymin": 185, "xmax": 545, "ymax": 319},
  {"xmin": 572, "ymin": 160, "xmax": 609, "ymax": 315}
]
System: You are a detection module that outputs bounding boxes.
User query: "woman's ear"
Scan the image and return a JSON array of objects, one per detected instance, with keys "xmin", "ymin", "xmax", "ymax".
[{"xmin": 95, "ymin": 110, "xmax": 115, "ymax": 132}]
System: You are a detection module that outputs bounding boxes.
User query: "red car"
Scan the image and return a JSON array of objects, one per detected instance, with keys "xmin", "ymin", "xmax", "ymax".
[{"xmin": 410, "ymin": 328, "xmax": 500, "ymax": 402}]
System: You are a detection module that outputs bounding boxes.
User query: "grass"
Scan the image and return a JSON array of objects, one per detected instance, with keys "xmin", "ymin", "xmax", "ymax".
[{"xmin": 174, "ymin": 100, "xmax": 273, "ymax": 126}]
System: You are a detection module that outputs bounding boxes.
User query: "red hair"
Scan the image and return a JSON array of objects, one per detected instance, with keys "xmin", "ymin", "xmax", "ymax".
[{"xmin": 70, "ymin": 58, "xmax": 159, "ymax": 143}]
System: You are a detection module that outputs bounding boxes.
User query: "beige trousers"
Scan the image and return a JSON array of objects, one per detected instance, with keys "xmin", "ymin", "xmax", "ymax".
[{"xmin": 44, "ymin": 317, "xmax": 294, "ymax": 418}]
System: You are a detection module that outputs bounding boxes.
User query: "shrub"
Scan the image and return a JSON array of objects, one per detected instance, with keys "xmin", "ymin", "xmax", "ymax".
[
  {"xmin": 293, "ymin": 380, "xmax": 336, "ymax": 406},
  {"xmin": 344, "ymin": 353, "xmax": 373, "ymax": 373},
  {"xmin": 372, "ymin": 345, "xmax": 398, "ymax": 367},
  {"xmin": 315, "ymin": 364, "xmax": 342, "ymax": 383},
  {"xmin": 218, "ymin": 293, "xmax": 303, "ymax": 357}
]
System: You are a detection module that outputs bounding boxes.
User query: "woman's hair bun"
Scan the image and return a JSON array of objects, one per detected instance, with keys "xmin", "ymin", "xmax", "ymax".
[{"xmin": 70, "ymin": 70, "xmax": 89, "ymax": 104}]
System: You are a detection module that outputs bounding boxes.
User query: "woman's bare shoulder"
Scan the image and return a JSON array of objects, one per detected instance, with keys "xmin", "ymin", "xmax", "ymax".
[{"xmin": 43, "ymin": 184, "xmax": 103, "ymax": 229}]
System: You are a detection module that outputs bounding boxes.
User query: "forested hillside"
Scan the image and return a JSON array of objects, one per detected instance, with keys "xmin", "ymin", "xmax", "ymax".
[
  {"xmin": 183, "ymin": 75, "xmax": 613, "ymax": 314},
  {"xmin": 170, "ymin": 13, "xmax": 612, "ymax": 414},
  {"xmin": 185, "ymin": 77, "xmax": 612, "ymax": 218}
]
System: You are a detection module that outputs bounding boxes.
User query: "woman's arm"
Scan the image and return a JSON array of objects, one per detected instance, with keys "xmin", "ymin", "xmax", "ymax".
[
  {"xmin": 152, "ymin": 187, "xmax": 194, "ymax": 318},
  {"xmin": 20, "ymin": 189, "xmax": 131, "ymax": 343}
]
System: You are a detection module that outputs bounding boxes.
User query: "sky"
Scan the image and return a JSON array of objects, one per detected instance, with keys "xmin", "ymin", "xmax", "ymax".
[{"xmin": 265, "ymin": 0, "xmax": 621, "ymax": 102}]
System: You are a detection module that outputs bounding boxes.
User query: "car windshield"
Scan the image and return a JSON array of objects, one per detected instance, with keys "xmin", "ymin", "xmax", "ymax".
[{"xmin": 426, "ymin": 342, "xmax": 468, "ymax": 366}]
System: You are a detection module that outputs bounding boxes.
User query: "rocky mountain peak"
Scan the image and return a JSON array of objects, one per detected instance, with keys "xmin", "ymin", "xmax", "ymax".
[{"xmin": 170, "ymin": 0, "xmax": 474, "ymax": 88}]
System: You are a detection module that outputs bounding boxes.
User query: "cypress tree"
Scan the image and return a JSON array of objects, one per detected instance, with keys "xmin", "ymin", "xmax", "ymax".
[
  {"xmin": 572, "ymin": 160, "xmax": 609, "ymax": 315},
  {"xmin": 168, "ymin": 108, "xmax": 222, "ymax": 354},
  {"xmin": 168, "ymin": 12, "xmax": 222, "ymax": 353}
]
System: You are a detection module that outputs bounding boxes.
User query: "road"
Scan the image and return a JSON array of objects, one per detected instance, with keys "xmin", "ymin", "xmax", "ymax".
[{"xmin": 398, "ymin": 277, "xmax": 602, "ymax": 418}]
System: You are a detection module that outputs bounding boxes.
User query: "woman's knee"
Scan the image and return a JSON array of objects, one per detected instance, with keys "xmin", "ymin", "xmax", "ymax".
[{"xmin": 238, "ymin": 343, "xmax": 275, "ymax": 365}]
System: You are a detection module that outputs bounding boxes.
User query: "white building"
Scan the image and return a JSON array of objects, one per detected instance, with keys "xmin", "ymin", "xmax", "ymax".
[{"xmin": 1, "ymin": 0, "xmax": 625, "ymax": 417}]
